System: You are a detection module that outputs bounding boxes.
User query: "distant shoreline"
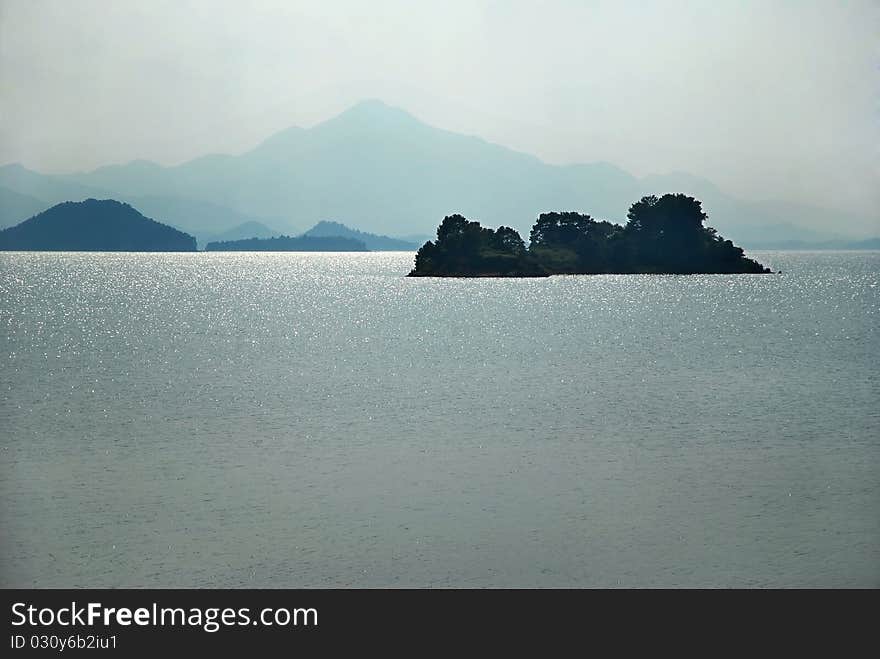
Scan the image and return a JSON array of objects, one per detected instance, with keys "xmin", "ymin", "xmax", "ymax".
[{"xmin": 2, "ymin": 247, "xmax": 878, "ymax": 254}]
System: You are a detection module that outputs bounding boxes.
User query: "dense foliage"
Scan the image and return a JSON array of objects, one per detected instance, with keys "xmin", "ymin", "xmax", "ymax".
[
  {"xmin": 410, "ymin": 214, "xmax": 546, "ymax": 277},
  {"xmin": 409, "ymin": 194, "xmax": 771, "ymax": 276}
]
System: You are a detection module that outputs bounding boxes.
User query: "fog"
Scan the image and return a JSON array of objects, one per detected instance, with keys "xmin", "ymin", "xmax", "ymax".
[{"xmin": 1, "ymin": 0, "xmax": 877, "ymax": 224}]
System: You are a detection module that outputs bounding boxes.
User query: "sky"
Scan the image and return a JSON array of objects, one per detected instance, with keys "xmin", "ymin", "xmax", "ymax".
[{"xmin": 0, "ymin": 0, "xmax": 877, "ymax": 221}]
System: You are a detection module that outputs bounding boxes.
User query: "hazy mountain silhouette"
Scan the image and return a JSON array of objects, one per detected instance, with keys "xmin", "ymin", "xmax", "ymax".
[
  {"xmin": 744, "ymin": 236, "xmax": 880, "ymax": 250},
  {"xmin": 0, "ymin": 173, "xmax": 291, "ymax": 247},
  {"xmin": 0, "ymin": 164, "xmax": 110, "ymax": 211},
  {"xmin": 397, "ymin": 233, "xmax": 433, "ymax": 245},
  {"xmin": 0, "ymin": 199, "xmax": 196, "ymax": 251},
  {"xmin": 0, "ymin": 186, "xmax": 50, "ymax": 229},
  {"xmin": 303, "ymin": 220, "xmax": 419, "ymax": 250},
  {"xmin": 201, "ymin": 220, "xmax": 279, "ymax": 247},
  {"xmin": 1, "ymin": 100, "xmax": 875, "ymax": 244},
  {"xmin": 120, "ymin": 195, "xmax": 287, "ymax": 247},
  {"xmin": 205, "ymin": 234, "xmax": 367, "ymax": 251}
]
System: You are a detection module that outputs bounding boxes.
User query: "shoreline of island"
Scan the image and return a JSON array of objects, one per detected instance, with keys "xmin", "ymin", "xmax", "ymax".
[{"xmin": 2, "ymin": 195, "xmax": 848, "ymax": 277}]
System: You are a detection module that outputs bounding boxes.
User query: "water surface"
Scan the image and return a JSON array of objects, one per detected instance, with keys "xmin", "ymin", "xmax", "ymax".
[{"xmin": 1, "ymin": 250, "xmax": 877, "ymax": 587}]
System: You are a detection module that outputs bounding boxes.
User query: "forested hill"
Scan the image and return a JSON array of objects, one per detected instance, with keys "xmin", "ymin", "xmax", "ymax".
[{"xmin": 0, "ymin": 198, "xmax": 196, "ymax": 251}]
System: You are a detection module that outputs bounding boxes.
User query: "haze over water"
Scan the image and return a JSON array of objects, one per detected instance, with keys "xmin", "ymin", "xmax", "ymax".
[{"xmin": 1, "ymin": 250, "xmax": 878, "ymax": 587}]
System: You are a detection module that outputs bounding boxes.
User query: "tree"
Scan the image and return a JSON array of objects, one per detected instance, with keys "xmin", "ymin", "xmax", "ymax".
[
  {"xmin": 436, "ymin": 214, "xmax": 475, "ymax": 243},
  {"xmin": 622, "ymin": 194, "xmax": 713, "ymax": 272},
  {"xmin": 410, "ymin": 215, "xmax": 544, "ymax": 276},
  {"xmin": 528, "ymin": 211, "xmax": 620, "ymax": 273},
  {"xmin": 492, "ymin": 226, "xmax": 526, "ymax": 254},
  {"xmin": 529, "ymin": 212, "xmax": 595, "ymax": 248},
  {"xmin": 625, "ymin": 194, "xmax": 707, "ymax": 237}
]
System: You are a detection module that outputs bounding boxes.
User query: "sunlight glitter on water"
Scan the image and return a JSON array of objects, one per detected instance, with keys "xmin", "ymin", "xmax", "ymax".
[{"xmin": 0, "ymin": 250, "xmax": 877, "ymax": 587}]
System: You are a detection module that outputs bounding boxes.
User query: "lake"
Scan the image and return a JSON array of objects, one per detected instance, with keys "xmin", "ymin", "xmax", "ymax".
[{"xmin": 1, "ymin": 250, "xmax": 877, "ymax": 587}]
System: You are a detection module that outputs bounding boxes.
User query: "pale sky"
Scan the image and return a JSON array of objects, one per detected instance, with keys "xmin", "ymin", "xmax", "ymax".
[{"xmin": 1, "ymin": 0, "xmax": 877, "ymax": 219}]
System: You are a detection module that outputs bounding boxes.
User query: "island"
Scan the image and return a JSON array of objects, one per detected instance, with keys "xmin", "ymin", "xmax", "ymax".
[
  {"xmin": 303, "ymin": 221, "xmax": 420, "ymax": 251},
  {"xmin": 204, "ymin": 235, "xmax": 368, "ymax": 251},
  {"xmin": 409, "ymin": 194, "xmax": 772, "ymax": 277},
  {"xmin": 0, "ymin": 198, "xmax": 197, "ymax": 251}
]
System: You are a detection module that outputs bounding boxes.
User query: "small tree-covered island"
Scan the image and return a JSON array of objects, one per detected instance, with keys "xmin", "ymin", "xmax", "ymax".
[{"xmin": 409, "ymin": 194, "xmax": 772, "ymax": 277}]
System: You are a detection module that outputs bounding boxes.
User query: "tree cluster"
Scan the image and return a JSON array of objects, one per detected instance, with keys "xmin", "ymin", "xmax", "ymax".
[
  {"xmin": 410, "ymin": 214, "xmax": 545, "ymax": 276},
  {"xmin": 409, "ymin": 194, "xmax": 771, "ymax": 276}
]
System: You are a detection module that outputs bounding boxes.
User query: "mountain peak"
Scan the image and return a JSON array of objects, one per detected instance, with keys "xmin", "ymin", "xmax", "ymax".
[
  {"xmin": 344, "ymin": 98, "xmax": 410, "ymax": 116},
  {"xmin": 303, "ymin": 219, "xmax": 419, "ymax": 250},
  {"xmin": 316, "ymin": 99, "xmax": 424, "ymax": 131},
  {"xmin": 310, "ymin": 220, "xmax": 349, "ymax": 232}
]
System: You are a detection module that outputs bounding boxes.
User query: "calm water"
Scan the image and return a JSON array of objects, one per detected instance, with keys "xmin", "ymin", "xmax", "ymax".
[{"xmin": 1, "ymin": 250, "xmax": 877, "ymax": 587}]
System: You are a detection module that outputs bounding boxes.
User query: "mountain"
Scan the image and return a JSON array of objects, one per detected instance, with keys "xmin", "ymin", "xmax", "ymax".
[
  {"xmin": 635, "ymin": 172, "xmax": 871, "ymax": 246},
  {"xmin": 0, "ymin": 186, "xmax": 51, "ymax": 228},
  {"xmin": 0, "ymin": 166, "xmax": 293, "ymax": 242},
  {"xmin": 117, "ymin": 196, "xmax": 289, "ymax": 247},
  {"xmin": 0, "ymin": 164, "xmax": 110, "ymax": 209},
  {"xmin": 744, "ymin": 237, "xmax": 880, "ymax": 250},
  {"xmin": 303, "ymin": 220, "xmax": 419, "ymax": 250},
  {"xmin": 397, "ymin": 233, "xmax": 434, "ymax": 245},
  {"xmin": 204, "ymin": 235, "xmax": 367, "ymax": 252},
  {"xmin": 2, "ymin": 100, "xmax": 876, "ymax": 243},
  {"xmin": 851, "ymin": 237, "xmax": 880, "ymax": 250},
  {"xmin": 0, "ymin": 199, "xmax": 196, "ymax": 251},
  {"xmin": 200, "ymin": 221, "xmax": 280, "ymax": 247}
]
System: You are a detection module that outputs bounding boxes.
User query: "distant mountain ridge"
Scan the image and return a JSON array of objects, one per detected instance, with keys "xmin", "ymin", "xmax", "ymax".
[
  {"xmin": 199, "ymin": 220, "xmax": 280, "ymax": 248},
  {"xmin": 0, "ymin": 186, "xmax": 48, "ymax": 228},
  {"xmin": 745, "ymin": 237, "xmax": 880, "ymax": 250},
  {"xmin": 1, "ymin": 100, "xmax": 876, "ymax": 244},
  {"xmin": 204, "ymin": 234, "xmax": 367, "ymax": 252},
  {"xmin": 303, "ymin": 220, "xmax": 418, "ymax": 250},
  {"xmin": 0, "ymin": 199, "xmax": 196, "ymax": 251},
  {"xmin": 121, "ymin": 196, "xmax": 287, "ymax": 247}
]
